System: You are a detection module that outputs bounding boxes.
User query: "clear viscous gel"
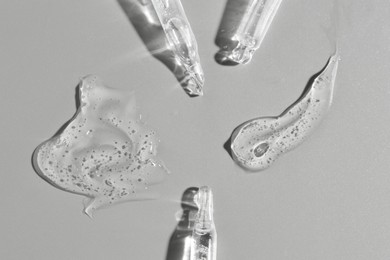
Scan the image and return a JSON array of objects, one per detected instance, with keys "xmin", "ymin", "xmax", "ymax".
[
  {"xmin": 230, "ymin": 53, "xmax": 340, "ymax": 171},
  {"xmin": 33, "ymin": 75, "xmax": 168, "ymax": 217}
]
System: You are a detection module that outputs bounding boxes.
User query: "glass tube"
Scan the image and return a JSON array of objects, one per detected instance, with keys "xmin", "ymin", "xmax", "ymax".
[
  {"xmin": 219, "ymin": 0, "xmax": 283, "ymax": 65},
  {"xmin": 190, "ymin": 186, "xmax": 217, "ymax": 260},
  {"xmin": 150, "ymin": 0, "xmax": 204, "ymax": 96}
]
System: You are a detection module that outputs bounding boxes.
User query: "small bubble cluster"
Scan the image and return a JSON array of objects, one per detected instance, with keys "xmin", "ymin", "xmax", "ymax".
[
  {"xmin": 33, "ymin": 75, "xmax": 168, "ymax": 217},
  {"xmin": 230, "ymin": 53, "xmax": 340, "ymax": 171}
]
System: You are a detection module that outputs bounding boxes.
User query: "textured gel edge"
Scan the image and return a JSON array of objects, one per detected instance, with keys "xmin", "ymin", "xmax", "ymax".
[
  {"xmin": 230, "ymin": 53, "xmax": 340, "ymax": 171},
  {"xmin": 32, "ymin": 75, "xmax": 168, "ymax": 217}
]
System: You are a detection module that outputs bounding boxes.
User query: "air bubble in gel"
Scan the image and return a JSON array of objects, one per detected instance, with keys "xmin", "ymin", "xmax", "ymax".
[
  {"xmin": 33, "ymin": 75, "xmax": 168, "ymax": 217},
  {"xmin": 230, "ymin": 53, "xmax": 340, "ymax": 171}
]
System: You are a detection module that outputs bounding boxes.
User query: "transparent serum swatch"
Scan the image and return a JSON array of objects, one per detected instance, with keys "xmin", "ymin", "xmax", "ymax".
[
  {"xmin": 33, "ymin": 75, "xmax": 167, "ymax": 217},
  {"xmin": 230, "ymin": 53, "xmax": 340, "ymax": 171}
]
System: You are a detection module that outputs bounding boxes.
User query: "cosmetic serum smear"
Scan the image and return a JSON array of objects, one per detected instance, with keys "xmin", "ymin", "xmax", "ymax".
[
  {"xmin": 230, "ymin": 53, "xmax": 340, "ymax": 171},
  {"xmin": 33, "ymin": 75, "xmax": 168, "ymax": 217}
]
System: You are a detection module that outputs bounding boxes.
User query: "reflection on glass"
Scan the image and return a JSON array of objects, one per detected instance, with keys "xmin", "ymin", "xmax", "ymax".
[
  {"xmin": 166, "ymin": 186, "xmax": 217, "ymax": 260},
  {"xmin": 150, "ymin": 0, "xmax": 204, "ymax": 96},
  {"xmin": 117, "ymin": 0, "xmax": 203, "ymax": 97},
  {"xmin": 166, "ymin": 187, "xmax": 199, "ymax": 260},
  {"xmin": 191, "ymin": 186, "xmax": 217, "ymax": 260},
  {"xmin": 215, "ymin": 0, "xmax": 283, "ymax": 65}
]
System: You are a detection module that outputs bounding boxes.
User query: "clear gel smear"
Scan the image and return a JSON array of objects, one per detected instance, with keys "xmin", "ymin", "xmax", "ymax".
[
  {"xmin": 33, "ymin": 75, "xmax": 168, "ymax": 217},
  {"xmin": 230, "ymin": 53, "xmax": 340, "ymax": 171}
]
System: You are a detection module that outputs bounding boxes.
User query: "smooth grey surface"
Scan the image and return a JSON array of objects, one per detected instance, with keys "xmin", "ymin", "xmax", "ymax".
[{"xmin": 1, "ymin": 0, "xmax": 390, "ymax": 259}]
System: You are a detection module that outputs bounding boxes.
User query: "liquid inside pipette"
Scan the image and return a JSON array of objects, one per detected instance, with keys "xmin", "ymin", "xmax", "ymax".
[
  {"xmin": 217, "ymin": 0, "xmax": 283, "ymax": 65},
  {"xmin": 191, "ymin": 186, "xmax": 217, "ymax": 260},
  {"xmin": 151, "ymin": 0, "xmax": 204, "ymax": 96}
]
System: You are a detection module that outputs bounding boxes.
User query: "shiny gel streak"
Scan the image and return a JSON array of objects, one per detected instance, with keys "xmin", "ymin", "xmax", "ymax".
[
  {"xmin": 230, "ymin": 53, "xmax": 340, "ymax": 171},
  {"xmin": 33, "ymin": 75, "xmax": 168, "ymax": 217}
]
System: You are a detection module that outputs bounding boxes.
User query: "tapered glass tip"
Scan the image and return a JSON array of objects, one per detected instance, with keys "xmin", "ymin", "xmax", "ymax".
[
  {"xmin": 215, "ymin": 43, "xmax": 255, "ymax": 65},
  {"xmin": 194, "ymin": 186, "xmax": 214, "ymax": 234},
  {"xmin": 215, "ymin": 50, "xmax": 240, "ymax": 66},
  {"xmin": 182, "ymin": 63, "xmax": 204, "ymax": 97}
]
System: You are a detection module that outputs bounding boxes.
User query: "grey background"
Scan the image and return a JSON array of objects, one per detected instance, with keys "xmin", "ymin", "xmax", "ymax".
[{"xmin": 1, "ymin": 0, "xmax": 390, "ymax": 259}]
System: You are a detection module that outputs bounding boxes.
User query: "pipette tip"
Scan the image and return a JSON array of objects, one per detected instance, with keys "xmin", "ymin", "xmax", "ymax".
[
  {"xmin": 215, "ymin": 50, "xmax": 240, "ymax": 66},
  {"xmin": 193, "ymin": 186, "xmax": 214, "ymax": 234},
  {"xmin": 182, "ymin": 65, "xmax": 204, "ymax": 97},
  {"xmin": 216, "ymin": 43, "xmax": 255, "ymax": 65},
  {"xmin": 190, "ymin": 186, "xmax": 217, "ymax": 260},
  {"xmin": 185, "ymin": 82, "xmax": 204, "ymax": 97}
]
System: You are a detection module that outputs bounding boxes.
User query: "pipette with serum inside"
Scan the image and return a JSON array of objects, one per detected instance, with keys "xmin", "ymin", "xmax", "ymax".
[
  {"xmin": 217, "ymin": 0, "xmax": 283, "ymax": 65},
  {"xmin": 191, "ymin": 186, "xmax": 217, "ymax": 260},
  {"xmin": 149, "ymin": 0, "xmax": 205, "ymax": 96}
]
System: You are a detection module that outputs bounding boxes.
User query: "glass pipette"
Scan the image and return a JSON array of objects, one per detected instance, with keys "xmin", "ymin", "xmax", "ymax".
[
  {"xmin": 219, "ymin": 0, "xmax": 283, "ymax": 65},
  {"xmin": 150, "ymin": 0, "xmax": 204, "ymax": 96},
  {"xmin": 190, "ymin": 186, "xmax": 217, "ymax": 260}
]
